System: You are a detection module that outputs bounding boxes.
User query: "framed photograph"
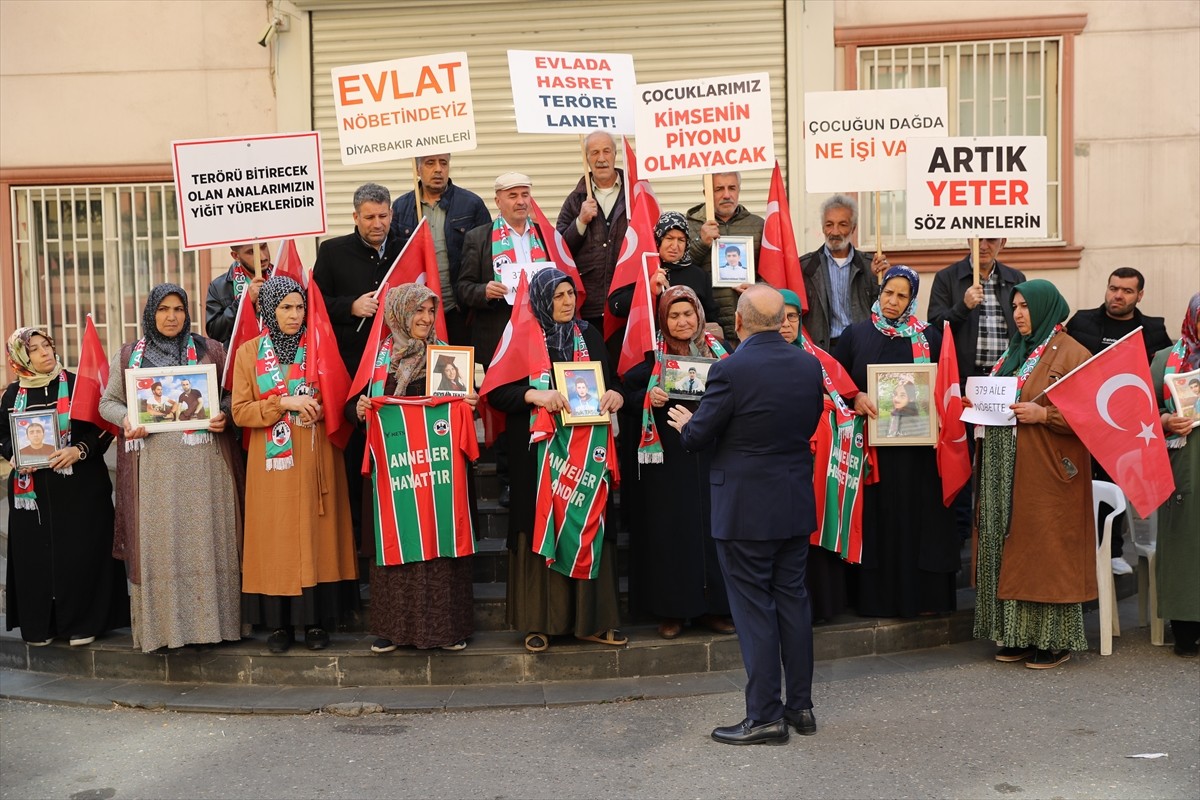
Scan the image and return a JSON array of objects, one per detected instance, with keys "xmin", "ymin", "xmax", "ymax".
[
  {"xmin": 1166, "ymin": 368, "xmax": 1200, "ymax": 428},
  {"xmin": 711, "ymin": 235, "xmax": 755, "ymax": 288},
  {"xmin": 866, "ymin": 364, "xmax": 939, "ymax": 446},
  {"xmin": 125, "ymin": 363, "xmax": 218, "ymax": 434},
  {"xmin": 554, "ymin": 361, "xmax": 609, "ymax": 426},
  {"xmin": 662, "ymin": 356, "xmax": 716, "ymax": 401},
  {"xmin": 427, "ymin": 345, "xmax": 475, "ymax": 397},
  {"xmin": 8, "ymin": 409, "xmax": 59, "ymax": 470}
]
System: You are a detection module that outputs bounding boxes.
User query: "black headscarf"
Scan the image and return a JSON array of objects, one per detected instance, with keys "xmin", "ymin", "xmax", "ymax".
[
  {"xmin": 139, "ymin": 283, "xmax": 196, "ymax": 367},
  {"xmin": 529, "ymin": 267, "xmax": 585, "ymax": 358},
  {"xmin": 653, "ymin": 211, "xmax": 694, "ymax": 269},
  {"xmin": 257, "ymin": 276, "xmax": 307, "ymax": 365}
]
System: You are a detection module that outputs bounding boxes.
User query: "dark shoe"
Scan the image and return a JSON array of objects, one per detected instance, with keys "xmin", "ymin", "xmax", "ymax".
[
  {"xmin": 498, "ymin": 484, "xmax": 511, "ymax": 508},
  {"xmin": 1173, "ymin": 641, "xmax": 1199, "ymax": 658},
  {"xmin": 711, "ymin": 718, "xmax": 790, "ymax": 746},
  {"xmin": 658, "ymin": 619, "xmax": 683, "ymax": 640},
  {"xmin": 371, "ymin": 638, "xmax": 398, "ymax": 653},
  {"xmin": 1025, "ymin": 649, "xmax": 1070, "ymax": 669},
  {"xmin": 267, "ymin": 628, "xmax": 292, "ymax": 654},
  {"xmin": 305, "ymin": 627, "xmax": 330, "ymax": 651},
  {"xmin": 784, "ymin": 709, "xmax": 817, "ymax": 736},
  {"xmin": 698, "ymin": 614, "xmax": 736, "ymax": 635},
  {"xmin": 994, "ymin": 646, "xmax": 1034, "ymax": 662}
]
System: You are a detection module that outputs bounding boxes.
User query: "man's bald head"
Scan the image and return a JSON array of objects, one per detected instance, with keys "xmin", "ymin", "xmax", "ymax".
[{"xmin": 736, "ymin": 285, "xmax": 785, "ymax": 335}]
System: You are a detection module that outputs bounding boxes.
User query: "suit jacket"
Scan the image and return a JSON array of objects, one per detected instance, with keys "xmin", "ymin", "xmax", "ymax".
[
  {"xmin": 800, "ymin": 246, "xmax": 879, "ymax": 353},
  {"xmin": 679, "ymin": 331, "xmax": 825, "ymax": 541},
  {"xmin": 927, "ymin": 257, "xmax": 1026, "ymax": 380}
]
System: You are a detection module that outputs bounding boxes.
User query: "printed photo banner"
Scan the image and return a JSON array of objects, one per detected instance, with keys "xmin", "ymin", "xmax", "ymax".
[
  {"xmin": 633, "ymin": 71, "xmax": 774, "ymax": 178},
  {"xmin": 172, "ymin": 132, "xmax": 326, "ymax": 250},
  {"xmin": 804, "ymin": 87, "xmax": 948, "ymax": 193},
  {"xmin": 331, "ymin": 52, "xmax": 476, "ymax": 165},
  {"xmin": 906, "ymin": 135, "xmax": 1048, "ymax": 239},
  {"xmin": 507, "ymin": 50, "xmax": 636, "ymax": 134}
]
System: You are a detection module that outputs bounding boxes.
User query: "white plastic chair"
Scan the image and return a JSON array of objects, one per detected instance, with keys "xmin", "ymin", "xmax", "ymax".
[
  {"xmin": 1130, "ymin": 509, "xmax": 1166, "ymax": 646},
  {"xmin": 1093, "ymin": 480, "xmax": 1125, "ymax": 655}
]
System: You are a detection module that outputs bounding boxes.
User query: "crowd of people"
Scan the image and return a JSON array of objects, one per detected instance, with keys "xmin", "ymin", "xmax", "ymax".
[{"xmin": 3, "ymin": 138, "xmax": 1196, "ymax": 718}]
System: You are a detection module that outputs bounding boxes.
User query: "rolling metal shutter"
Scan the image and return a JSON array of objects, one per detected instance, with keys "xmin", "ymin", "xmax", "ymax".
[{"xmin": 311, "ymin": 0, "xmax": 787, "ymax": 238}]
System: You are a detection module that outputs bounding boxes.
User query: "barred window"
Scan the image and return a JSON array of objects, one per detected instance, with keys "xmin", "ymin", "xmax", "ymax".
[{"xmin": 10, "ymin": 183, "xmax": 204, "ymax": 368}]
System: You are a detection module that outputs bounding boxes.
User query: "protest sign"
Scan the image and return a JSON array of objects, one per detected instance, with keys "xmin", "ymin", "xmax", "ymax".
[
  {"xmin": 962, "ymin": 376, "xmax": 1018, "ymax": 426},
  {"xmin": 507, "ymin": 50, "xmax": 636, "ymax": 134},
  {"xmin": 172, "ymin": 132, "xmax": 326, "ymax": 251},
  {"xmin": 331, "ymin": 52, "xmax": 476, "ymax": 165},
  {"xmin": 633, "ymin": 72, "xmax": 774, "ymax": 178},
  {"xmin": 906, "ymin": 136, "xmax": 1047, "ymax": 238},
  {"xmin": 804, "ymin": 88, "xmax": 948, "ymax": 193},
  {"xmin": 500, "ymin": 262, "xmax": 553, "ymax": 305}
]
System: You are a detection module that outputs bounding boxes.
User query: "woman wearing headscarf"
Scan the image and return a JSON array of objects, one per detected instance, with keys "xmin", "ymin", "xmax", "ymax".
[
  {"xmin": 99, "ymin": 284, "xmax": 243, "ymax": 652},
  {"xmin": 1, "ymin": 327, "xmax": 128, "ymax": 646},
  {"xmin": 970, "ymin": 279, "xmax": 1095, "ymax": 669},
  {"xmin": 608, "ymin": 211, "xmax": 718, "ymax": 325},
  {"xmin": 349, "ymin": 283, "xmax": 477, "ymax": 653},
  {"xmin": 834, "ymin": 265, "xmax": 958, "ymax": 618},
  {"xmin": 486, "ymin": 268, "xmax": 625, "ymax": 652},
  {"xmin": 624, "ymin": 285, "xmax": 733, "ymax": 639},
  {"xmin": 232, "ymin": 276, "xmax": 358, "ymax": 653},
  {"xmin": 1151, "ymin": 292, "xmax": 1200, "ymax": 657}
]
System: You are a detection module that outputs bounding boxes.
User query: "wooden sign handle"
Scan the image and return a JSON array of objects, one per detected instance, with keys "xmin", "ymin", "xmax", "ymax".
[
  {"xmin": 874, "ymin": 191, "xmax": 885, "ymax": 284},
  {"xmin": 581, "ymin": 135, "xmax": 593, "ymax": 201},
  {"xmin": 970, "ymin": 237, "xmax": 980, "ymax": 285},
  {"xmin": 703, "ymin": 174, "xmax": 715, "ymax": 222},
  {"xmin": 413, "ymin": 159, "xmax": 424, "ymax": 223}
]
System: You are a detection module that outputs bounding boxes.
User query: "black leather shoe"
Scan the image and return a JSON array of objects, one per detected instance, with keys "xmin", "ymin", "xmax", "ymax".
[
  {"xmin": 498, "ymin": 484, "xmax": 511, "ymax": 508},
  {"xmin": 267, "ymin": 628, "xmax": 292, "ymax": 654},
  {"xmin": 711, "ymin": 718, "xmax": 790, "ymax": 746},
  {"xmin": 784, "ymin": 709, "xmax": 817, "ymax": 736},
  {"xmin": 305, "ymin": 627, "xmax": 330, "ymax": 651}
]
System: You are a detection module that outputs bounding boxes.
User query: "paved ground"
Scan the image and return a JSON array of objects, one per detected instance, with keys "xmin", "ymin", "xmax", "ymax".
[{"xmin": 1, "ymin": 598, "xmax": 1196, "ymax": 800}]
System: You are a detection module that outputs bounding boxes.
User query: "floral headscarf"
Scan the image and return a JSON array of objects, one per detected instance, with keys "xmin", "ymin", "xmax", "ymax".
[
  {"xmin": 529, "ymin": 267, "xmax": 585, "ymax": 356},
  {"xmin": 653, "ymin": 211, "xmax": 693, "ymax": 268},
  {"xmin": 658, "ymin": 285, "xmax": 712, "ymax": 357},
  {"xmin": 138, "ymin": 283, "xmax": 193, "ymax": 367},
  {"xmin": 383, "ymin": 283, "xmax": 438, "ymax": 394},
  {"xmin": 1178, "ymin": 292, "xmax": 1200, "ymax": 371},
  {"xmin": 7, "ymin": 326, "xmax": 63, "ymax": 389},
  {"xmin": 257, "ymin": 276, "xmax": 307, "ymax": 365}
]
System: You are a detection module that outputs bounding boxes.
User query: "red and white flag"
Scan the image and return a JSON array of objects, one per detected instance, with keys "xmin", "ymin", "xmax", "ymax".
[
  {"xmin": 617, "ymin": 249, "xmax": 657, "ymax": 378},
  {"xmin": 273, "ymin": 238, "xmax": 307, "ymax": 285},
  {"xmin": 308, "ymin": 278, "xmax": 352, "ymax": 450},
  {"xmin": 1043, "ymin": 328, "xmax": 1174, "ymax": 517},
  {"xmin": 934, "ymin": 321, "xmax": 971, "ymax": 506},
  {"xmin": 221, "ymin": 291, "xmax": 266, "ymax": 391},
  {"xmin": 758, "ymin": 161, "xmax": 807, "ymax": 310},
  {"xmin": 608, "ymin": 142, "xmax": 660, "ymax": 341},
  {"xmin": 529, "ymin": 197, "xmax": 586, "ymax": 314},
  {"xmin": 479, "ymin": 270, "xmax": 550, "ymax": 396},
  {"xmin": 70, "ymin": 314, "xmax": 119, "ymax": 436}
]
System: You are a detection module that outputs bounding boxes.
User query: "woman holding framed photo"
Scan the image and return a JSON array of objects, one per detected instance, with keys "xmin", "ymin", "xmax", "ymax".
[
  {"xmin": 232, "ymin": 276, "xmax": 358, "ymax": 653},
  {"xmin": 608, "ymin": 211, "xmax": 719, "ymax": 329},
  {"xmin": 99, "ymin": 284, "xmax": 243, "ymax": 652},
  {"xmin": 834, "ymin": 265, "xmax": 959, "ymax": 619},
  {"xmin": 1, "ymin": 326, "xmax": 128, "ymax": 647},
  {"xmin": 623, "ymin": 285, "xmax": 734, "ymax": 639},
  {"xmin": 349, "ymin": 283, "xmax": 478, "ymax": 654},
  {"xmin": 484, "ymin": 268, "xmax": 625, "ymax": 653}
]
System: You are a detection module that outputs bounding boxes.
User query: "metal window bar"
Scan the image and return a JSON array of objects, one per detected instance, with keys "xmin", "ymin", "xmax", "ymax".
[
  {"xmin": 858, "ymin": 37, "xmax": 1062, "ymax": 249},
  {"xmin": 9, "ymin": 182, "xmax": 201, "ymax": 370}
]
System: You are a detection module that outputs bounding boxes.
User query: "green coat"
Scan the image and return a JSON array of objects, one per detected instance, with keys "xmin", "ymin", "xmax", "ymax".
[{"xmin": 1151, "ymin": 347, "xmax": 1200, "ymax": 623}]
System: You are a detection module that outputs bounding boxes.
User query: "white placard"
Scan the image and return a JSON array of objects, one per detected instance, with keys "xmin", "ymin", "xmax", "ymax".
[
  {"xmin": 331, "ymin": 52, "xmax": 476, "ymax": 165},
  {"xmin": 633, "ymin": 72, "xmax": 774, "ymax": 178},
  {"xmin": 507, "ymin": 50, "xmax": 636, "ymax": 134},
  {"xmin": 962, "ymin": 376, "xmax": 1018, "ymax": 426},
  {"xmin": 804, "ymin": 88, "xmax": 948, "ymax": 193},
  {"xmin": 906, "ymin": 136, "xmax": 1048, "ymax": 239},
  {"xmin": 501, "ymin": 262, "xmax": 553, "ymax": 305},
  {"xmin": 172, "ymin": 132, "xmax": 326, "ymax": 251}
]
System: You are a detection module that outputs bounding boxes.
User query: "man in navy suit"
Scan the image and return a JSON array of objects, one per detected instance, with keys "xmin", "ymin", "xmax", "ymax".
[{"xmin": 668, "ymin": 285, "xmax": 825, "ymax": 746}]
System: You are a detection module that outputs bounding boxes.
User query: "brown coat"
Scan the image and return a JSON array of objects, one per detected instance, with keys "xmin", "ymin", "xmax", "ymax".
[
  {"xmin": 232, "ymin": 337, "xmax": 357, "ymax": 596},
  {"xmin": 996, "ymin": 331, "xmax": 1098, "ymax": 604}
]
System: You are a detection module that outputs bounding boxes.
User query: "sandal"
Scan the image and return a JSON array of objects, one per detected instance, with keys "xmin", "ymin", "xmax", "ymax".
[
  {"xmin": 524, "ymin": 632, "xmax": 549, "ymax": 652},
  {"xmin": 576, "ymin": 629, "xmax": 628, "ymax": 647}
]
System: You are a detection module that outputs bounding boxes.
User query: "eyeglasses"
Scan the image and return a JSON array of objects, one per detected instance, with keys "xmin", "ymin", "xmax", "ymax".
[{"xmin": 784, "ymin": 313, "xmax": 800, "ymax": 322}]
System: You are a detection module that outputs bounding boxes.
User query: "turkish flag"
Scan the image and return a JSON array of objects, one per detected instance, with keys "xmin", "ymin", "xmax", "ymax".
[
  {"xmin": 617, "ymin": 251, "xmax": 656, "ymax": 378},
  {"xmin": 529, "ymin": 196, "xmax": 586, "ymax": 314},
  {"xmin": 273, "ymin": 238, "xmax": 307, "ymax": 285},
  {"xmin": 1044, "ymin": 328, "xmax": 1174, "ymax": 517},
  {"xmin": 308, "ymin": 278, "xmax": 352, "ymax": 450},
  {"xmin": 221, "ymin": 290, "xmax": 267, "ymax": 391},
  {"xmin": 607, "ymin": 146, "xmax": 660, "ymax": 341},
  {"xmin": 136, "ymin": 377, "xmax": 154, "ymax": 390},
  {"xmin": 478, "ymin": 271, "xmax": 551, "ymax": 447},
  {"xmin": 935, "ymin": 321, "xmax": 972, "ymax": 506},
  {"xmin": 70, "ymin": 315, "xmax": 120, "ymax": 436},
  {"xmin": 758, "ymin": 161, "xmax": 808, "ymax": 311}
]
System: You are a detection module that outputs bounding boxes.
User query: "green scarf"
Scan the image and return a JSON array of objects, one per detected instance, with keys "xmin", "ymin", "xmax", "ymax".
[{"xmin": 993, "ymin": 279, "xmax": 1069, "ymax": 378}]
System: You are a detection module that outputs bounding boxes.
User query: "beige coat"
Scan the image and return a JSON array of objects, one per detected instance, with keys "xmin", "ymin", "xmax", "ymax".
[
  {"xmin": 996, "ymin": 331, "xmax": 1098, "ymax": 604},
  {"xmin": 232, "ymin": 337, "xmax": 357, "ymax": 596}
]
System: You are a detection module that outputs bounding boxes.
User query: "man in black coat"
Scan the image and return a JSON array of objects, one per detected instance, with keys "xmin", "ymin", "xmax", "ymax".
[
  {"xmin": 204, "ymin": 242, "xmax": 273, "ymax": 347},
  {"xmin": 669, "ymin": 285, "xmax": 825, "ymax": 746}
]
